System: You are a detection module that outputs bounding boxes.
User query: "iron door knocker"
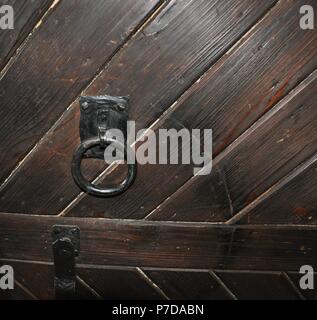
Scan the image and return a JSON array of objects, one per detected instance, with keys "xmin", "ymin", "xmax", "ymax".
[{"xmin": 71, "ymin": 95, "xmax": 137, "ymax": 197}]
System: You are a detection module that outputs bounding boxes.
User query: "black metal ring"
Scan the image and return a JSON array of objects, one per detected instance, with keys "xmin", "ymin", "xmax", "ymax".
[{"xmin": 71, "ymin": 137, "xmax": 137, "ymax": 197}]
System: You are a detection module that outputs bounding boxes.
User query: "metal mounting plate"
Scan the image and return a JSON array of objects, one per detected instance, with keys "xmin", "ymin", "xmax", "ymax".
[{"xmin": 79, "ymin": 95, "xmax": 129, "ymax": 159}]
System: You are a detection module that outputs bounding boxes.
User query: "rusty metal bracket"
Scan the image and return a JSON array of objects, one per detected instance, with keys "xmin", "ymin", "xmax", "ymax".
[{"xmin": 52, "ymin": 225, "xmax": 80, "ymax": 300}]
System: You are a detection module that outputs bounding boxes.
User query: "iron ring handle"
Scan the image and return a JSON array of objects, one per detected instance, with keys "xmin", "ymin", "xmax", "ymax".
[{"xmin": 71, "ymin": 137, "xmax": 137, "ymax": 197}]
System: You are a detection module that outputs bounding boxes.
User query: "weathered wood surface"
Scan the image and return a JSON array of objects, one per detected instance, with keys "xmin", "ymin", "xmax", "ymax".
[
  {"xmin": 0, "ymin": 0, "xmax": 53, "ymax": 70},
  {"xmin": 216, "ymin": 271, "xmax": 301, "ymax": 300},
  {"xmin": 65, "ymin": 0, "xmax": 317, "ymax": 219},
  {"xmin": 0, "ymin": 0, "xmax": 278, "ymax": 215},
  {"xmin": 0, "ymin": 0, "xmax": 316, "ymax": 301},
  {"xmin": 0, "ymin": 260, "xmax": 97, "ymax": 300},
  {"xmin": 0, "ymin": 281, "xmax": 34, "ymax": 300},
  {"xmin": 2, "ymin": 259, "xmax": 308, "ymax": 300},
  {"xmin": 0, "ymin": 0, "xmax": 161, "ymax": 184},
  {"xmin": 0, "ymin": 260, "xmax": 164, "ymax": 300},
  {"xmin": 287, "ymin": 272, "xmax": 317, "ymax": 300},
  {"xmin": 1, "ymin": 213, "xmax": 317, "ymax": 271},
  {"xmin": 238, "ymin": 154, "xmax": 317, "ymax": 225},
  {"xmin": 147, "ymin": 70, "xmax": 317, "ymax": 222},
  {"xmin": 77, "ymin": 267, "xmax": 166, "ymax": 300},
  {"xmin": 145, "ymin": 270, "xmax": 235, "ymax": 300}
]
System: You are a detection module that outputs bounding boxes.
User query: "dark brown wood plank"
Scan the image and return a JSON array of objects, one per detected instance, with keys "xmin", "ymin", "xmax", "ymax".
[
  {"xmin": 287, "ymin": 272, "xmax": 317, "ymax": 300},
  {"xmin": 6, "ymin": 258, "xmax": 307, "ymax": 300},
  {"xmin": 0, "ymin": 281, "xmax": 35, "ymax": 300},
  {"xmin": 0, "ymin": 260, "xmax": 166, "ymax": 299},
  {"xmin": 144, "ymin": 270, "xmax": 234, "ymax": 300},
  {"xmin": 216, "ymin": 271, "xmax": 301, "ymax": 300},
  {"xmin": 66, "ymin": 0, "xmax": 317, "ymax": 219},
  {"xmin": 1, "ymin": 213, "xmax": 317, "ymax": 271},
  {"xmin": 0, "ymin": 260, "xmax": 98, "ymax": 299},
  {"xmin": 240, "ymin": 154, "xmax": 317, "ymax": 224},
  {"xmin": 0, "ymin": 0, "xmax": 54, "ymax": 70},
  {"xmin": 0, "ymin": 0, "xmax": 161, "ymax": 184},
  {"xmin": 77, "ymin": 267, "xmax": 166, "ymax": 300},
  {"xmin": 0, "ymin": 0, "xmax": 277, "ymax": 215},
  {"xmin": 147, "ymin": 69, "xmax": 317, "ymax": 222},
  {"xmin": 9, "ymin": 261, "xmax": 54, "ymax": 300}
]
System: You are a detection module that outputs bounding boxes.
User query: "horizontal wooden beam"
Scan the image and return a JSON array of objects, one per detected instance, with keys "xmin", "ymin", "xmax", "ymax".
[{"xmin": 0, "ymin": 213, "xmax": 316, "ymax": 271}]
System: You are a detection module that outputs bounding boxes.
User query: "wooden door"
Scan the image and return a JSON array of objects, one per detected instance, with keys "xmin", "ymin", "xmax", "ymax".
[{"xmin": 0, "ymin": 0, "xmax": 316, "ymax": 300}]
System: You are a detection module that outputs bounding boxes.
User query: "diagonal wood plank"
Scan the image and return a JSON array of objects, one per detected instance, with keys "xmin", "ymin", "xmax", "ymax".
[
  {"xmin": 0, "ymin": 0, "xmax": 161, "ymax": 184},
  {"xmin": 0, "ymin": 0, "xmax": 54, "ymax": 71},
  {"xmin": 147, "ymin": 68, "xmax": 317, "ymax": 222},
  {"xmin": 0, "ymin": 0, "xmax": 277, "ymax": 215},
  {"xmin": 0, "ymin": 281, "xmax": 36, "ymax": 300},
  {"xmin": 1, "ymin": 213, "xmax": 317, "ymax": 271},
  {"xmin": 4, "ymin": 258, "xmax": 306, "ymax": 300},
  {"xmin": 77, "ymin": 267, "xmax": 167, "ymax": 300},
  {"xmin": 216, "ymin": 271, "xmax": 302, "ymax": 300},
  {"xmin": 0, "ymin": 260, "xmax": 166, "ymax": 300},
  {"xmin": 65, "ymin": 0, "xmax": 317, "ymax": 219},
  {"xmin": 287, "ymin": 272, "xmax": 317, "ymax": 300},
  {"xmin": 230, "ymin": 153, "xmax": 317, "ymax": 225},
  {"xmin": 144, "ymin": 270, "xmax": 235, "ymax": 300},
  {"xmin": 0, "ymin": 260, "xmax": 99, "ymax": 299}
]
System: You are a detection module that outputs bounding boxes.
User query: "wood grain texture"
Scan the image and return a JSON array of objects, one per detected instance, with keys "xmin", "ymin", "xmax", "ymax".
[
  {"xmin": 0, "ymin": 0, "xmax": 53, "ymax": 70},
  {"xmin": 0, "ymin": 282, "xmax": 34, "ymax": 300},
  {"xmin": 1, "ymin": 213, "xmax": 317, "ymax": 271},
  {"xmin": 0, "ymin": 260, "xmax": 98, "ymax": 300},
  {"xmin": 241, "ymin": 154, "xmax": 317, "ymax": 224},
  {"xmin": 148, "ymin": 68, "xmax": 317, "ymax": 222},
  {"xmin": 0, "ymin": 260, "xmax": 165, "ymax": 300},
  {"xmin": 0, "ymin": 0, "xmax": 160, "ymax": 184},
  {"xmin": 77, "ymin": 267, "xmax": 166, "ymax": 300},
  {"xmin": 287, "ymin": 272, "xmax": 317, "ymax": 300},
  {"xmin": 0, "ymin": 0, "xmax": 277, "ymax": 215},
  {"xmin": 1, "ymin": 259, "xmax": 305, "ymax": 300},
  {"xmin": 66, "ymin": 0, "xmax": 317, "ymax": 219},
  {"xmin": 216, "ymin": 271, "xmax": 300, "ymax": 300},
  {"xmin": 144, "ymin": 270, "xmax": 234, "ymax": 300},
  {"xmin": 0, "ymin": 0, "xmax": 315, "ymax": 301}
]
